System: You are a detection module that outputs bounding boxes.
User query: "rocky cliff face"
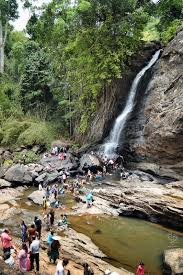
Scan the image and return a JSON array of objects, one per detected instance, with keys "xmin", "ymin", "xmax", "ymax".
[
  {"xmin": 82, "ymin": 42, "xmax": 161, "ymax": 145},
  {"xmin": 83, "ymin": 27, "xmax": 183, "ymax": 180},
  {"xmin": 125, "ymin": 26, "xmax": 183, "ymax": 180}
]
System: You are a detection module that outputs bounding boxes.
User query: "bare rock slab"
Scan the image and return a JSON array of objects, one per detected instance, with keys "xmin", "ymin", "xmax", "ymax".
[{"xmin": 163, "ymin": 248, "xmax": 183, "ymax": 275}]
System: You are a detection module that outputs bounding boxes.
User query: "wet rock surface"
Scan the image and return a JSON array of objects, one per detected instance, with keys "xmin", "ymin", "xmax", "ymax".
[
  {"xmin": 125, "ymin": 27, "xmax": 183, "ymax": 180},
  {"xmin": 79, "ymin": 42, "xmax": 161, "ymax": 145},
  {"xmin": 163, "ymin": 248, "xmax": 183, "ymax": 275},
  {"xmin": 73, "ymin": 179, "xmax": 183, "ymax": 231},
  {"xmin": 80, "ymin": 153, "xmax": 100, "ymax": 168}
]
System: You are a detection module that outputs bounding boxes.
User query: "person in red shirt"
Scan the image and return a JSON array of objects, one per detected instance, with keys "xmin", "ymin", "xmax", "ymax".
[
  {"xmin": 1, "ymin": 229, "xmax": 12, "ymax": 254},
  {"xmin": 136, "ymin": 262, "xmax": 145, "ymax": 275}
]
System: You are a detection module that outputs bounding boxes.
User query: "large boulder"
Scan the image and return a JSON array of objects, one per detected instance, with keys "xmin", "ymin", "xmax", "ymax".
[
  {"xmin": 35, "ymin": 172, "xmax": 47, "ymax": 183},
  {"xmin": 40, "ymin": 153, "xmax": 77, "ymax": 171},
  {"xmin": 28, "ymin": 190, "xmax": 55, "ymax": 205},
  {"xmin": 28, "ymin": 190, "xmax": 45, "ymax": 205},
  {"xmin": 80, "ymin": 153, "xmax": 100, "ymax": 168},
  {"xmin": 163, "ymin": 248, "xmax": 183, "ymax": 275},
  {"xmin": 4, "ymin": 164, "xmax": 33, "ymax": 184},
  {"xmin": 0, "ymin": 179, "xmax": 12, "ymax": 188}
]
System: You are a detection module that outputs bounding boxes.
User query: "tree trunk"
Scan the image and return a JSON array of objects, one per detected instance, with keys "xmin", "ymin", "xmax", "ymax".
[{"xmin": 0, "ymin": 16, "xmax": 5, "ymax": 74}]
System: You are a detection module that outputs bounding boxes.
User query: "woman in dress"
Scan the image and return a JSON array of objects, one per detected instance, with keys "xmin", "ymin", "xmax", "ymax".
[{"xmin": 18, "ymin": 243, "xmax": 28, "ymax": 271}]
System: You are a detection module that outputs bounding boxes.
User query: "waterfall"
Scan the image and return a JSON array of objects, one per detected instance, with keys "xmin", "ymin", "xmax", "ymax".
[{"xmin": 102, "ymin": 50, "xmax": 161, "ymax": 157}]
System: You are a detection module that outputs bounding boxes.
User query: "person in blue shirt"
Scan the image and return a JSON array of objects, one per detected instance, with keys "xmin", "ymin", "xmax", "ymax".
[
  {"xmin": 47, "ymin": 230, "xmax": 54, "ymax": 246},
  {"xmin": 86, "ymin": 192, "xmax": 93, "ymax": 208}
]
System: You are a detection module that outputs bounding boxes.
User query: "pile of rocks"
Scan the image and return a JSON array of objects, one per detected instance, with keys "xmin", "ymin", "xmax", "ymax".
[{"xmin": 0, "ymin": 153, "xmax": 101, "ymax": 186}]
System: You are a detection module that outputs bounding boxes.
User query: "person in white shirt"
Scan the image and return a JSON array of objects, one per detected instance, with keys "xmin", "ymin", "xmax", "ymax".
[
  {"xmin": 55, "ymin": 258, "xmax": 69, "ymax": 275},
  {"xmin": 30, "ymin": 236, "xmax": 40, "ymax": 272}
]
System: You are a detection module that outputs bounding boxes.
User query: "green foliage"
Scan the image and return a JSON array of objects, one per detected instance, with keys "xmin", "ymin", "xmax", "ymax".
[
  {"xmin": 29, "ymin": 0, "xmax": 149, "ymax": 133},
  {"xmin": 161, "ymin": 19, "xmax": 182, "ymax": 44},
  {"xmin": 13, "ymin": 151, "xmax": 39, "ymax": 164},
  {"xmin": 0, "ymin": 113, "xmax": 56, "ymax": 148},
  {"xmin": 20, "ymin": 41, "xmax": 53, "ymax": 113},
  {"xmin": 1, "ymin": 0, "xmax": 182, "ymax": 146},
  {"xmin": 143, "ymin": 17, "xmax": 160, "ymax": 41},
  {"xmin": 17, "ymin": 121, "xmax": 55, "ymax": 147},
  {"xmin": 0, "ymin": 0, "xmax": 18, "ymax": 23},
  {"xmin": 157, "ymin": 0, "xmax": 183, "ymax": 44},
  {"xmin": 3, "ymin": 159, "xmax": 13, "ymax": 166},
  {"xmin": 1, "ymin": 120, "xmax": 30, "ymax": 145}
]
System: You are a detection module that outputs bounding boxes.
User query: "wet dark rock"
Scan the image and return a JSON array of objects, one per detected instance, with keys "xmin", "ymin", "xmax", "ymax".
[
  {"xmin": 78, "ymin": 42, "xmax": 161, "ymax": 145},
  {"xmin": 124, "ymin": 28, "xmax": 183, "ymax": 180},
  {"xmin": 46, "ymin": 171, "xmax": 59, "ymax": 183},
  {"xmin": 163, "ymin": 248, "xmax": 183, "ymax": 275}
]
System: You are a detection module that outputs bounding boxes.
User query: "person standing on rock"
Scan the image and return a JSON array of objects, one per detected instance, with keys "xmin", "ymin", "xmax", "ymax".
[
  {"xmin": 54, "ymin": 184, "xmax": 58, "ymax": 199},
  {"xmin": 55, "ymin": 258, "xmax": 69, "ymax": 275},
  {"xmin": 20, "ymin": 220, "xmax": 27, "ymax": 243},
  {"xmin": 83, "ymin": 263, "xmax": 94, "ymax": 275},
  {"xmin": 43, "ymin": 196, "xmax": 48, "ymax": 211},
  {"xmin": 136, "ymin": 262, "xmax": 145, "ymax": 275},
  {"xmin": 38, "ymin": 183, "xmax": 43, "ymax": 191},
  {"xmin": 50, "ymin": 236, "xmax": 63, "ymax": 264},
  {"xmin": 86, "ymin": 192, "xmax": 93, "ymax": 208},
  {"xmin": 29, "ymin": 236, "xmax": 40, "ymax": 273},
  {"xmin": 34, "ymin": 217, "xmax": 42, "ymax": 239},
  {"xmin": 49, "ymin": 209, "xmax": 55, "ymax": 226},
  {"xmin": 1, "ymin": 229, "xmax": 12, "ymax": 254},
  {"xmin": 62, "ymin": 173, "xmax": 67, "ymax": 183},
  {"xmin": 47, "ymin": 230, "xmax": 54, "ymax": 246},
  {"xmin": 28, "ymin": 224, "xmax": 36, "ymax": 246},
  {"xmin": 46, "ymin": 186, "xmax": 51, "ymax": 199},
  {"xmin": 18, "ymin": 243, "xmax": 28, "ymax": 271},
  {"xmin": 43, "ymin": 213, "xmax": 51, "ymax": 231}
]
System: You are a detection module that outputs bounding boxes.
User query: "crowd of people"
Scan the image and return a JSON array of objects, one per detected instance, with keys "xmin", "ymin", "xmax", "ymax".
[
  {"xmin": 43, "ymin": 146, "xmax": 69, "ymax": 161},
  {"xmin": 0, "ymin": 145, "xmax": 146, "ymax": 275},
  {"xmin": 0, "ymin": 224, "xmax": 145, "ymax": 274},
  {"xmin": 0, "ymin": 222, "xmax": 71, "ymax": 274}
]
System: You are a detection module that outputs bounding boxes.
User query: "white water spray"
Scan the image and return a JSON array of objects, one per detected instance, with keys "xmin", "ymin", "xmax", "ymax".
[{"xmin": 102, "ymin": 50, "xmax": 161, "ymax": 157}]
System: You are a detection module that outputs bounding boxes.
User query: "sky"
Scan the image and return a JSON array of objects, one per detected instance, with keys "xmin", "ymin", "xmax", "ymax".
[
  {"xmin": 12, "ymin": 0, "xmax": 51, "ymax": 31},
  {"xmin": 12, "ymin": 0, "xmax": 159, "ymax": 31}
]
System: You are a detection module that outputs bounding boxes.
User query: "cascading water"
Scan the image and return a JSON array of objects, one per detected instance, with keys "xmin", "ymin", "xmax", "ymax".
[{"xmin": 102, "ymin": 50, "xmax": 161, "ymax": 157}]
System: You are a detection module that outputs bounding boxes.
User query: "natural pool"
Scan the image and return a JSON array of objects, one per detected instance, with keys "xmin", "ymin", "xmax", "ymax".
[
  {"xmin": 3, "ymin": 186, "xmax": 183, "ymax": 275},
  {"xmin": 69, "ymin": 215, "xmax": 183, "ymax": 275}
]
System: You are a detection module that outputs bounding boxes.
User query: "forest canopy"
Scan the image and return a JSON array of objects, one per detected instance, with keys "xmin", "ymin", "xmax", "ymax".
[{"xmin": 0, "ymin": 0, "xmax": 182, "ymax": 147}]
